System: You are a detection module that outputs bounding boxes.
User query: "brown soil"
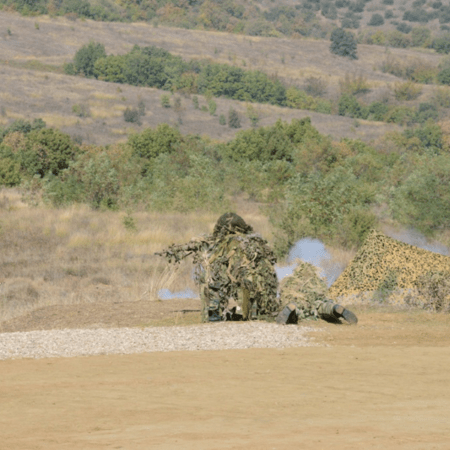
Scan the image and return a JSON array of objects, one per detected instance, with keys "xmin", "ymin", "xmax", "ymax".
[{"xmin": 1, "ymin": 302, "xmax": 450, "ymax": 449}]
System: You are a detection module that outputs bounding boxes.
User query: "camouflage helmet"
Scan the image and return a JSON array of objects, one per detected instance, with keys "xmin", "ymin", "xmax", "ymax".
[{"xmin": 213, "ymin": 212, "xmax": 253, "ymax": 237}]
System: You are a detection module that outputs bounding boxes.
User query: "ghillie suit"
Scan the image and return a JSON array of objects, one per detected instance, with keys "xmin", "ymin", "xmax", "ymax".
[
  {"xmin": 277, "ymin": 260, "xmax": 357, "ymax": 325},
  {"xmin": 157, "ymin": 213, "xmax": 280, "ymax": 322}
]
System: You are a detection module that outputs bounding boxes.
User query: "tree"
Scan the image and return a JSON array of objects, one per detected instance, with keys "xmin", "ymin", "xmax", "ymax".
[
  {"xmin": 20, "ymin": 128, "xmax": 79, "ymax": 177},
  {"xmin": 330, "ymin": 28, "xmax": 358, "ymax": 59},
  {"xmin": 368, "ymin": 14, "xmax": 384, "ymax": 26},
  {"xmin": 73, "ymin": 41, "xmax": 106, "ymax": 78}
]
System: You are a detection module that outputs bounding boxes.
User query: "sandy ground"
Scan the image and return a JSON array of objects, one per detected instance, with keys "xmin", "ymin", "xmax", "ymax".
[{"xmin": 1, "ymin": 303, "xmax": 450, "ymax": 450}]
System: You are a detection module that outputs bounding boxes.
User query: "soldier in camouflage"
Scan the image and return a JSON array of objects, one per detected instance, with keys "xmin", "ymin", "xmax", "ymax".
[
  {"xmin": 277, "ymin": 260, "xmax": 358, "ymax": 325},
  {"xmin": 157, "ymin": 212, "xmax": 280, "ymax": 322},
  {"xmin": 157, "ymin": 212, "xmax": 357, "ymax": 325}
]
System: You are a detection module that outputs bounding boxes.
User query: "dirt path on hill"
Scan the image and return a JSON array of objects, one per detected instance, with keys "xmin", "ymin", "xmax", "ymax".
[{"xmin": 1, "ymin": 304, "xmax": 450, "ymax": 450}]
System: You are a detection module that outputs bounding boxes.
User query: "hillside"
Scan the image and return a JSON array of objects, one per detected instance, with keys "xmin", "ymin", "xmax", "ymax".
[{"xmin": 2, "ymin": 11, "xmax": 449, "ymax": 144}]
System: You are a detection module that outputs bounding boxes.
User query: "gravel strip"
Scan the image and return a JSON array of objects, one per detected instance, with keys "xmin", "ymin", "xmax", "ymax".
[{"xmin": 0, "ymin": 322, "xmax": 321, "ymax": 360}]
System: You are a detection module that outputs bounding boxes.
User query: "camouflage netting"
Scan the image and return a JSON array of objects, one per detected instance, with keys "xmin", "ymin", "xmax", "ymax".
[
  {"xmin": 328, "ymin": 229, "xmax": 450, "ymax": 309},
  {"xmin": 279, "ymin": 260, "xmax": 329, "ymax": 320}
]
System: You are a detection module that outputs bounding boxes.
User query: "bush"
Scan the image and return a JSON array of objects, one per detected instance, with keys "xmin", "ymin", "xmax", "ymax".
[
  {"xmin": 368, "ymin": 14, "xmax": 384, "ymax": 26},
  {"xmin": 437, "ymin": 67, "xmax": 450, "ymax": 84},
  {"xmin": 403, "ymin": 8, "xmax": 430, "ymax": 23},
  {"xmin": 160, "ymin": 94, "xmax": 171, "ymax": 108},
  {"xmin": 123, "ymin": 107, "xmax": 141, "ymax": 124},
  {"xmin": 219, "ymin": 114, "xmax": 226, "ymax": 125},
  {"xmin": 338, "ymin": 94, "xmax": 368, "ymax": 119},
  {"xmin": 330, "ymin": 28, "xmax": 358, "ymax": 59},
  {"xmin": 128, "ymin": 124, "xmax": 182, "ymax": 160},
  {"xmin": 387, "ymin": 30, "xmax": 411, "ymax": 47},
  {"xmin": 0, "ymin": 156, "xmax": 21, "ymax": 186},
  {"xmin": 208, "ymin": 99, "xmax": 217, "ymax": 116},
  {"xmin": 384, "ymin": 10, "xmax": 394, "ymax": 19},
  {"xmin": 390, "ymin": 155, "xmax": 450, "ymax": 234},
  {"xmin": 393, "ymin": 81, "xmax": 422, "ymax": 100},
  {"xmin": 432, "ymin": 86, "xmax": 450, "ymax": 107},
  {"xmin": 433, "ymin": 35, "xmax": 450, "ymax": 53},
  {"xmin": 396, "ymin": 22, "xmax": 412, "ymax": 34},
  {"xmin": 286, "ymin": 87, "xmax": 332, "ymax": 113},
  {"xmin": 385, "ymin": 106, "xmax": 417, "ymax": 125},
  {"xmin": 411, "ymin": 27, "xmax": 431, "ymax": 47},
  {"xmin": 228, "ymin": 108, "xmax": 241, "ymax": 128},
  {"xmin": 339, "ymin": 72, "xmax": 370, "ymax": 95},
  {"xmin": 71, "ymin": 41, "xmax": 106, "ymax": 77},
  {"xmin": 20, "ymin": 128, "xmax": 79, "ymax": 178},
  {"xmin": 367, "ymin": 102, "xmax": 389, "ymax": 121}
]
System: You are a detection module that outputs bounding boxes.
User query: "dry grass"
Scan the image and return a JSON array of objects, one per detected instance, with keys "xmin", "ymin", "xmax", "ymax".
[{"xmin": 0, "ymin": 188, "xmax": 275, "ymax": 323}]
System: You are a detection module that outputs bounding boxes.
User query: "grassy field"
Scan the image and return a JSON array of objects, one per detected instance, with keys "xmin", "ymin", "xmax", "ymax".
[{"xmin": 0, "ymin": 188, "xmax": 279, "ymax": 322}]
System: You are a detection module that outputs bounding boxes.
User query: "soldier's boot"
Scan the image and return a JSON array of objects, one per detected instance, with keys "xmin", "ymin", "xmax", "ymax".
[
  {"xmin": 319, "ymin": 302, "xmax": 358, "ymax": 324},
  {"xmin": 332, "ymin": 304, "xmax": 358, "ymax": 324},
  {"xmin": 276, "ymin": 303, "xmax": 299, "ymax": 325}
]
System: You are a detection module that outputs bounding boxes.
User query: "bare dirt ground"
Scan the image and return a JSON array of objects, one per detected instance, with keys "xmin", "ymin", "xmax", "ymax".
[{"xmin": 1, "ymin": 301, "xmax": 450, "ymax": 450}]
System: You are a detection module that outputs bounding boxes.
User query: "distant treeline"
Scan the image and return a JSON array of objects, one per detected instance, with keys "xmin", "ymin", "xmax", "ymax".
[
  {"xmin": 1, "ymin": 117, "xmax": 450, "ymax": 254},
  {"xmin": 64, "ymin": 42, "xmax": 320, "ymax": 110},
  {"xmin": 65, "ymin": 42, "xmax": 450, "ymax": 125},
  {"xmin": 4, "ymin": 0, "xmax": 450, "ymax": 49}
]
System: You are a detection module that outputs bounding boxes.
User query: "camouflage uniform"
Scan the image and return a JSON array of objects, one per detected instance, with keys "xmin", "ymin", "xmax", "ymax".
[
  {"xmin": 157, "ymin": 213, "xmax": 280, "ymax": 322},
  {"xmin": 277, "ymin": 260, "xmax": 358, "ymax": 324}
]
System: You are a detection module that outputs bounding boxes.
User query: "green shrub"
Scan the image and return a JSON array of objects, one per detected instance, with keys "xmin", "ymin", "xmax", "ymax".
[
  {"xmin": 433, "ymin": 34, "xmax": 450, "ymax": 53},
  {"xmin": 411, "ymin": 27, "xmax": 431, "ymax": 47},
  {"xmin": 367, "ymin": 102, "xmax": 389, "ymax": 121},
  {"xmin": 339, "ymin": 72, "xmax": 370, "ymax": 95},
  {"xmin": 330, "ymin": 28, "xmax": 358, "ymax": 59},
  {"xmin": 387, "ymin": 30, "xmax": 411, "ymax": 47},
  {"xmin": 437, "ymin": 67, "xmax": 450, "ymax": 84},
  {"xmin": 0, "ymin": 156, "xmax": 21, "ymax": 186},
  {"xmin": 160, "ymin": 94, "xmax": 171, "ymax": 108},
  {"xmin": 432, "ymin": 86, "xmax": 450, "ymax": 107},
  {"xmin": 414, "ymin": 103, "xmax": 439, "ymax": 124},
  {"xmin": 123, "ymin": 107, "xmax": 141, "ymax": 124},
  {"xmin": 208, "ymin": 99, "xmax": 217, "ymax": 116},
  {"xmin": 368, "ymin": 13, "xmax": 384, "ymax": 26},
  {"xmin": 384, "ymin": 10, "xmax": 394, "ymax": 19},
  {"xmin": 385, "ymin": 106, "xmax": 417, "ymax": 125},
  {"xmin": 219, "ymin": 114, "xmax": 226, "ymax": 125},
  {"xmin": 228, "ymin": 108, "xmax": 241, "ymax": 128},
  {"xmin": 390, "ymin": 155, "xmax": 450, "ymax": 234},
  {"xmin": 338, "ymin": 94, "xmax": 368, "ymax": 119},
  {"xmin": 20, "ymin": 128, "xmax": 79, "ymax": 178},
  {"xmin": 396, "ymin": 22, "xmax": 412, "ymax": 34},
  {"xmin": 393, "ymin": 81, "xmax": 422, "ymax": 100},
  {"xmin": 403, "ymin": 8, "xmax": 430, "ymax": 23},
  {"xmin": 276, "ymin": 166, "xmax": 373, "ymax": 246},
  {"xmin": 128, "ymin": 124, "xmax": 182, "ymax": 160},
  {"xmin": 71, "ymin": 41, "xmax": 106, "ymax": 77}
]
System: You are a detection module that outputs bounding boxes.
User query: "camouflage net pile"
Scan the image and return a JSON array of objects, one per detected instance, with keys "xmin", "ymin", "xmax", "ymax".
[
  {"xmin": 279, "ymin": 260, "xmax": 329, "ymax": 320},
  {"xmin": 328, "ymin": 229, "xmax": 450, "ymax": 310}
]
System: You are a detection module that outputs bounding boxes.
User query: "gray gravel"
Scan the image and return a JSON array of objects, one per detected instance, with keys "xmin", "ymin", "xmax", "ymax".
[{"xmin": 0, "ymin": 322, "xmax": 321, "ymax": 360}]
